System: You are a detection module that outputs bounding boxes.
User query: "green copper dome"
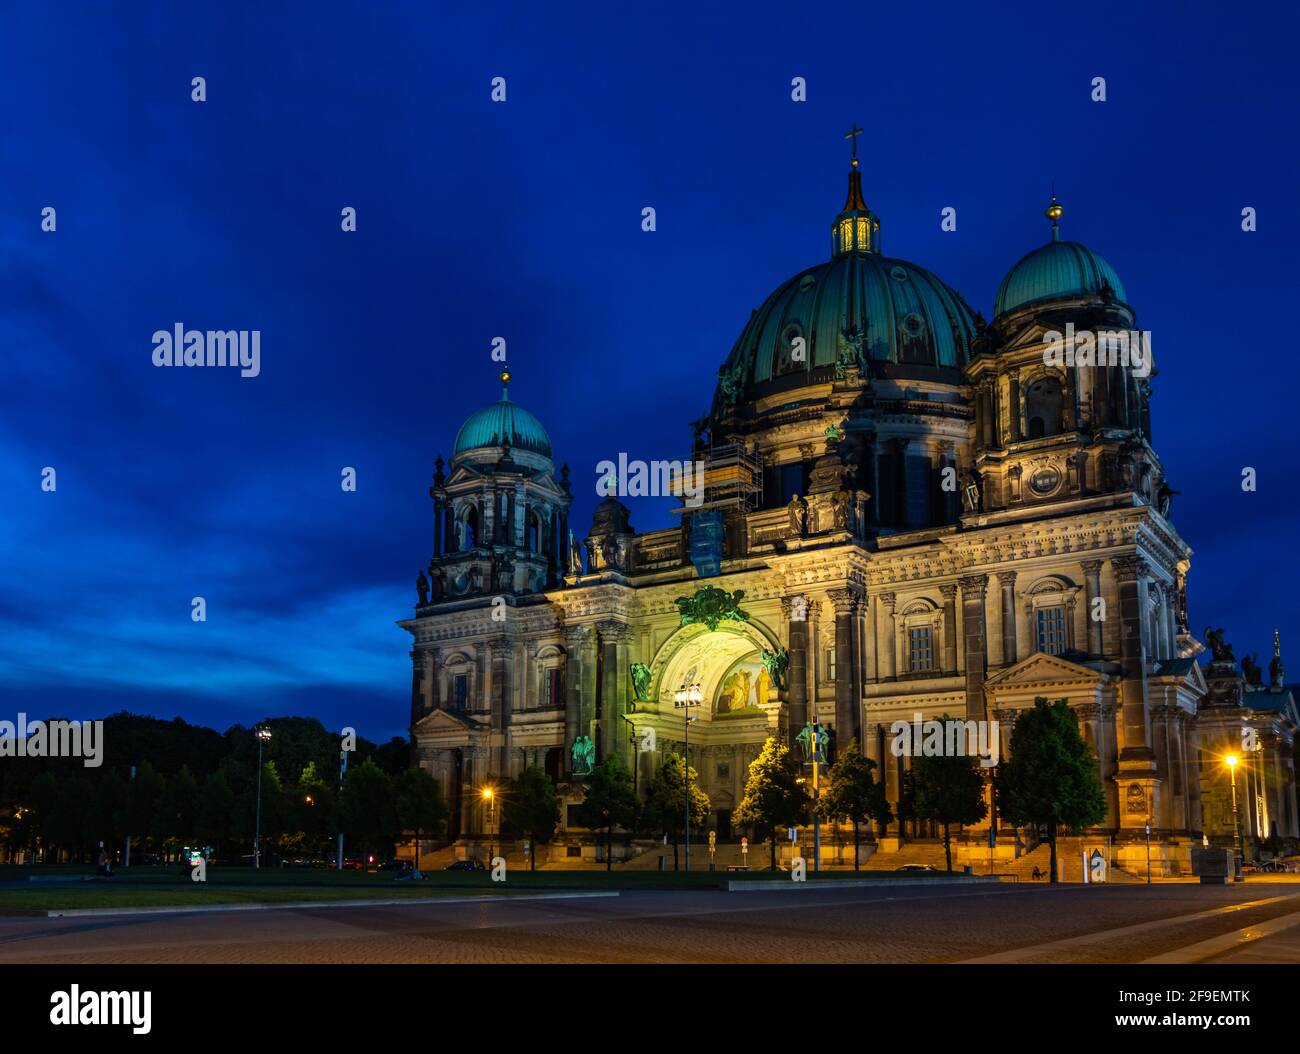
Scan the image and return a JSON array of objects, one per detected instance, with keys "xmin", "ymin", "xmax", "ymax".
[
  {"xmin": 453, "ymin": 375, "xmax": 552, "ymax": 458},
  {"xmin": 712, "ymin": 251, "xmax": 978, "ymax": 411},
  {"xmin": 995, "ymin": 216, "xmax": 1126, "ymax": 318}
]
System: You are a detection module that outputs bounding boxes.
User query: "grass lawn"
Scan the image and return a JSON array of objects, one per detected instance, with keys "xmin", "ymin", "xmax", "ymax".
[{"xmin": 0, "ymin": 863, "xmax": 973, "ymax": 912}]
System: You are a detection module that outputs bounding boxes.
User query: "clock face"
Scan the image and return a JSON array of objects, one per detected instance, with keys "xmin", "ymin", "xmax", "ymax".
[{"xmin": 1029, "ymin": 465, "xmax": 1061, "ymax": 496}]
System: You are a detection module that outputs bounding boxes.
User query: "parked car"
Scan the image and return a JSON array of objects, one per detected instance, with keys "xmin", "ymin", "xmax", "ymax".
[
  {"xmin": 376, "ymin": 859, "xmax": 413, "ymax": 873},
  {"xmin": 445, "ymin": 859, "xmax": 485, "ymax": 871},
  {"xmin": 896, "ymin": 863, "xmax": 937, "ymax": 872}
]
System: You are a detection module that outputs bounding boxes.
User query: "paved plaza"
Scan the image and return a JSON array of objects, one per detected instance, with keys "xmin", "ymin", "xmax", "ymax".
[{"xmin": 3, "ymin": 880, "xmax": 1299, "ymax": 964}]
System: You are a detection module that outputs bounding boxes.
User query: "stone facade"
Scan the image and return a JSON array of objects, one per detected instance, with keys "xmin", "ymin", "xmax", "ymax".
[{"xmin": 401, "ymin": 160, "xmax": 1298, "ymax": 866}]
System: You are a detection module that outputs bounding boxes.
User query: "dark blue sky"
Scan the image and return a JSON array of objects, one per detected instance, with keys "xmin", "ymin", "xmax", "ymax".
[{"xmin": 3, "ymin": 1, "xmax": 1296, "ymax": 741}]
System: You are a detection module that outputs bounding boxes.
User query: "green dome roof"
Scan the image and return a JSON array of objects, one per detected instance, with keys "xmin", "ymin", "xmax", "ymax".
[
  {"xmin": 995, "ymin": 239, "xmax": 1126, "ymax": 317},
  {"xmin": 713, "ymin": 251, "xmax": 978, "ymax": 411},
  {"xmin": 453, "ymin": 383, "xmax": 552, "ymax": 458}
]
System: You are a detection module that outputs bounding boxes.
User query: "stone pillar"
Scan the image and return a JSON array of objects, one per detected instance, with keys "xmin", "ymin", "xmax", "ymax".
[
  {"xmin": 433, "ymin": 495, "xmax": 444, "ymax": 556},
  {"xmin": 1112, "ymin": 555, "xmax": 1153, "ymax": 761},
  {"xmin": 829, "ymin": 588, "xmax": 862, "ymax": 750},
  {"xmin": 782, "ymin": 595, "xmax": 810, "ymax": 743},
  {"xmin": 409, "ymin": 649, "xmax": 426, "ymax": 726},
  {"xmin": 427, "ymin": 647, "xmax": 441, "ymax": 712},
  {"xmin": 1169, "ymin": 710, "xmax": 1188, "ymax": 832},
  {"xmin": 997, "ymin": 571, "xmax": 1017, "ymax": 666},
  {"xmin": 1083, "ymin": 560, "xmax": 1104, "ymax": 657},
  {"xmin": 941, "ymin": 583, "xmax": 959, "ymax": 674},
  {"xmin": 1112, "ymin": 555, "xmax": 1158, "ymax": 834},
  {"xmin": 1184, "ymin": 719, "xmax": 1203, "ymax": 834},
  {"xmin": 563, "ymin": 625, "xmax": 594, "ymax": 778},
  {"xmin": 489, "ymin": 636, "xmax": 513, "ymax": 773},
  {"xmin": 878, "ymin": 592, "xmax": 897, "ymax": 680},
  {"xmin": 1163, "ymin": 582, "xmax": 1178, "ymax": 661},
  {"xmin": 1007, "ymin": 373, "xmax": 1021, "ymax": 443},
  {"xmin": 598, "ymin": 621, "xmax": 631, "ymax": 766},
  {"xmin": 960, "ymin": 574, "xmax": 989, "ymax": 721}
]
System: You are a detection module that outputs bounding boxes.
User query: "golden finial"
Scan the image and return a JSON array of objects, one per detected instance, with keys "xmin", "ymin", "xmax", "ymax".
[
  {"xmin": 500, "ymin": 367, "xmax": 511, "ymax": 385},
  {"xmin": 1046, "ymin": 190, "xmax": 1063, "ymax": 241}
]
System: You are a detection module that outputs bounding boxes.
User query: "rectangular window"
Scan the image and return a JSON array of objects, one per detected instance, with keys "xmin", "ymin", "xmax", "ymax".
[
  {"xmin": 1036, "ymin": 606, "xmax": 1067, "ymax": 655},
  {"xmin": 544, "ymin": 668, "xmax": 562, "ymax": 708},
  {"xmin": 453, "ymin": 674, "xmax": 468, "ymax": 710},
  {"xmin": 908, "ymin": 627, "xmax": 934, "ymax": 673},
  {"xmin": 827, "ymin": 647, "xmax": 837, "ymax": 682}
]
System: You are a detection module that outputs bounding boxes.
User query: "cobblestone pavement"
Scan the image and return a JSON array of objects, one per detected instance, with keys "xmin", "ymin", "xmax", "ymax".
[{"xmin": 2, "ymin": 882, "xmax": 1299, "ymax": 964}]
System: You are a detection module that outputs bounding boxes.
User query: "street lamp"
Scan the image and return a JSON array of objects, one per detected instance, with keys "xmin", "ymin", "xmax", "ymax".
[
  {"xmin": 674, "ymin": 682, "xmax": 702, "ymax": 870},
  {"xmin": 481, "ymin": 786, "xmax": 496, "ymax": 863},
  {"xmin": 254, "ymin": 727, "xmax": 272, "ymax": 869},
  {"xmin": 1225, "ymin": 754, "xmax": 1244, "ymax": 882}
]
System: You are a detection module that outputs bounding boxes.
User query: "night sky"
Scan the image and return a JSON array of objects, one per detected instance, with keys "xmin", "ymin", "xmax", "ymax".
[{"xmin": 3, "ymin": 1, "xmax": 1296, "ymax": 741}]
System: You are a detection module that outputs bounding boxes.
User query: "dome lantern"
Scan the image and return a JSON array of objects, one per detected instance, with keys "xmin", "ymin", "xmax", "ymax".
[{"xmin": 830, "ymin": 123, "xmax": 880, "ymax": 257}]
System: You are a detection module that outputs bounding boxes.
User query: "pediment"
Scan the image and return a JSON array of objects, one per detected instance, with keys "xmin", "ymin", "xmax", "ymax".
[
  {"xmin": 412, "ymin": 708, "xmax": 481, "ymax": 736},
  {"xmin": 985, "ymin": 651, "xmax": 1107, "ymax": 690}
]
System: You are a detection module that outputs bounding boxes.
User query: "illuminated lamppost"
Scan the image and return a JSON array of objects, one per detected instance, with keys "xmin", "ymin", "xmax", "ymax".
[
  {"xmin": 481, "ymin": 786, "xmax": 496, "ymax": 863},
  {"xmin": 254, "ymin": 727, "xmax": 272, "ymax": 869},
  {"xmin": 674, "ymin": 682, "xmax": 702, "ymax": 870},
  {"xmin": 1225, "ymin": 754, "xmax": 1244, "ymax": 882}
]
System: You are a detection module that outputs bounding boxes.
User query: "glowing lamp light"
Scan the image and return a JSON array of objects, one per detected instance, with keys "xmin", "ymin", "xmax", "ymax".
[{"xmin": 1225, "ymin": 754, "xmax": 1239, "ymax": 769}]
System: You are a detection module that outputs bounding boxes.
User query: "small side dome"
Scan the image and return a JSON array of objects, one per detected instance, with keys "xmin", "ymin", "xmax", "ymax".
[
  {"xmin": 994, "ymin": 198, "xmax": 1127, "ymax": 317},
  {"xmin": 453, "ymin": 371, "xmax": 552, "ymax": 458}
]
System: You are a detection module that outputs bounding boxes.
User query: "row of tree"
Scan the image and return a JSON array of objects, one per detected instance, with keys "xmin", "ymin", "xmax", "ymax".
[
  {"xmin": 549, "ymin": 696, "xmax": 1105, "ymax": 880},
  {"xmin": 1, "ymin": 713, "xmax": 431, "ymax": 864}
]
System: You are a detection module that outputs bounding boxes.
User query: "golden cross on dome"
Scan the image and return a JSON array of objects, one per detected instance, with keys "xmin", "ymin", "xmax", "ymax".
[{"xmin": 844, "ymin": 123, "xmax": 863, "ymax": 167}]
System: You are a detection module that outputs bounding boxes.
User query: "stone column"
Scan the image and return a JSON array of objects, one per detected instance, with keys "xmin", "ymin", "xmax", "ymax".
[
  {"xmin": 433, "ymin": 495, "xmax": 444, "ymax": 556},
  {"xmin": 1169, "ymin": 710, "xmax": 1188, "ymax": 832},
  {"xmin": 598, "ymin": 621, "xmax": 631, "ymax": 766},
  {"xmin": 563, "ymin": 625, "xmax": 594, "ymax": 777},
  {"xmin": 1083, "ymin": 560, "xmax": 1104, "ymax": 657},
  {"xmin": 997, "ymin": 571, "xmax": 1017, "ymax": 666},
  {"xmin": 829, "ymin": 588, "xmax": 862, "ymax": 750},
  {"xmin": 489, "ymin": 636, "xmax": 513, "ymax": 773},
  {"xmin": 782, "ymin": 595, "xmax": 810, "ymax": 744},
  {"xmin": 1007, "ymin": 373, "xmax": 1021, "ymax": 443},
  {"xmin": 427, "ymin": 647, "xmax": 441, "ymax": 712},
  {"xmin": 941, "ymin": 583, "xmax": 959, "ymax": 674},
  {"xmin": 960, "ymin": 574, "xmax": 989, "ymax": 721},
  {"xmin": 878, "ymin": 592, "xmax": 897, "ymax": 681},
  {"xmin": 1163, "ymin": 582, "xmax": 1178, "ymax": 661},
  {"xmin": 409, "ymin": 649, "xmax": 427, "ymax": 726},
  {"xmin": 1112, "ymin": 555, "xmax": 1154, "ymax": 761}
]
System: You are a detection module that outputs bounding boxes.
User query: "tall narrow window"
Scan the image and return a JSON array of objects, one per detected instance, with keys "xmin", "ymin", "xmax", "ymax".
[
  {"xmin": 827, "ymin": 647, "xmax": 837, "ymax": 682},
  {"xmin": 1036, "ymin": 606, "xmax": 1067, "ymax": 655},
  {"xmin": 453, "ymin": 674, "xmax": 468, "ymax": 710},
  {"xmin": 908, "ymin": 627, "xmax": 934, "ymax": 672}
]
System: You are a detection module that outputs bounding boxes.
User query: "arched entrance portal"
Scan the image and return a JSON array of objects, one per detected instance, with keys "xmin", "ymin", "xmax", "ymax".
[{"xmin": 633, "ymin": 620, "xmax": 785, "ymax": 843}]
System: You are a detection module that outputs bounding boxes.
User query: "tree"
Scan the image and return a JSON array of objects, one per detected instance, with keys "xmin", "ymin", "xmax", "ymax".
[
  {"xmin": 294, "ymin": 761, "xmax": 334, "ymax": 857},
  {"xmin": 499, "ymin": 766, "xmax": 560, "ymax": 869},
  {"xmin": 998, "ymin": 697, "xmax": 1107, "ymax": 883},
  {"xmin": 816, "ymin": 738, "xmax": 891, "ymax": 870},
  {"xmin": 642, "ymin": 754, "xmax": 710, "ymax": 870},
  {"xmin": 338, "ymin": 757, "xmax": 398, "ymax": 860},
  {"xmin": 734, "ymin": 737, "xmax": 806, "ymax": 870},
  {"xmin": 124, "ymin": 759, "xmax": 165, "ymax": 857},
  {"xmin": 574, "ymin": 757, "xmax": 639, "ymax": 871},
  {"xmin": 395, "ymin": 766, "xmax": 448, "ymax": 875},
  {"xmin": 196, "ymin": 769, "xmax": 235, "ymax": 855},
  {"xmin": 911, "ymin": 723, "xmax": 988, "ymax": 872},
  {"xmin": 157, "ymin": 764, "xmax": 199, "ymax": 853}
]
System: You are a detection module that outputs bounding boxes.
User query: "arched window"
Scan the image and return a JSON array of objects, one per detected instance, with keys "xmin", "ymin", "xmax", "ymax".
[
  {"xmin": 458, "ymin": 504, "xmax": 478, "ymax": 551},
  {"xmin": 527, "ymin": 510, "xmax": 542, "ymax": 553},
  {"xmin": 1025, "ymin": 376, "xmax": 1064, "ymax": 439}
]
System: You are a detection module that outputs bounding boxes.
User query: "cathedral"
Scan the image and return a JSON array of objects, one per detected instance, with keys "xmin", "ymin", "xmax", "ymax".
[{"xmin": 401, "ymin": 145, "xmax": 1298, "ymax": 873}]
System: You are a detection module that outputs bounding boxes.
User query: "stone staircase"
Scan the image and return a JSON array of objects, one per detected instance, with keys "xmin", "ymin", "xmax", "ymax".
[{"xmin": 861, "ymin": 840, "xmax": 951, "ymax": 871}]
